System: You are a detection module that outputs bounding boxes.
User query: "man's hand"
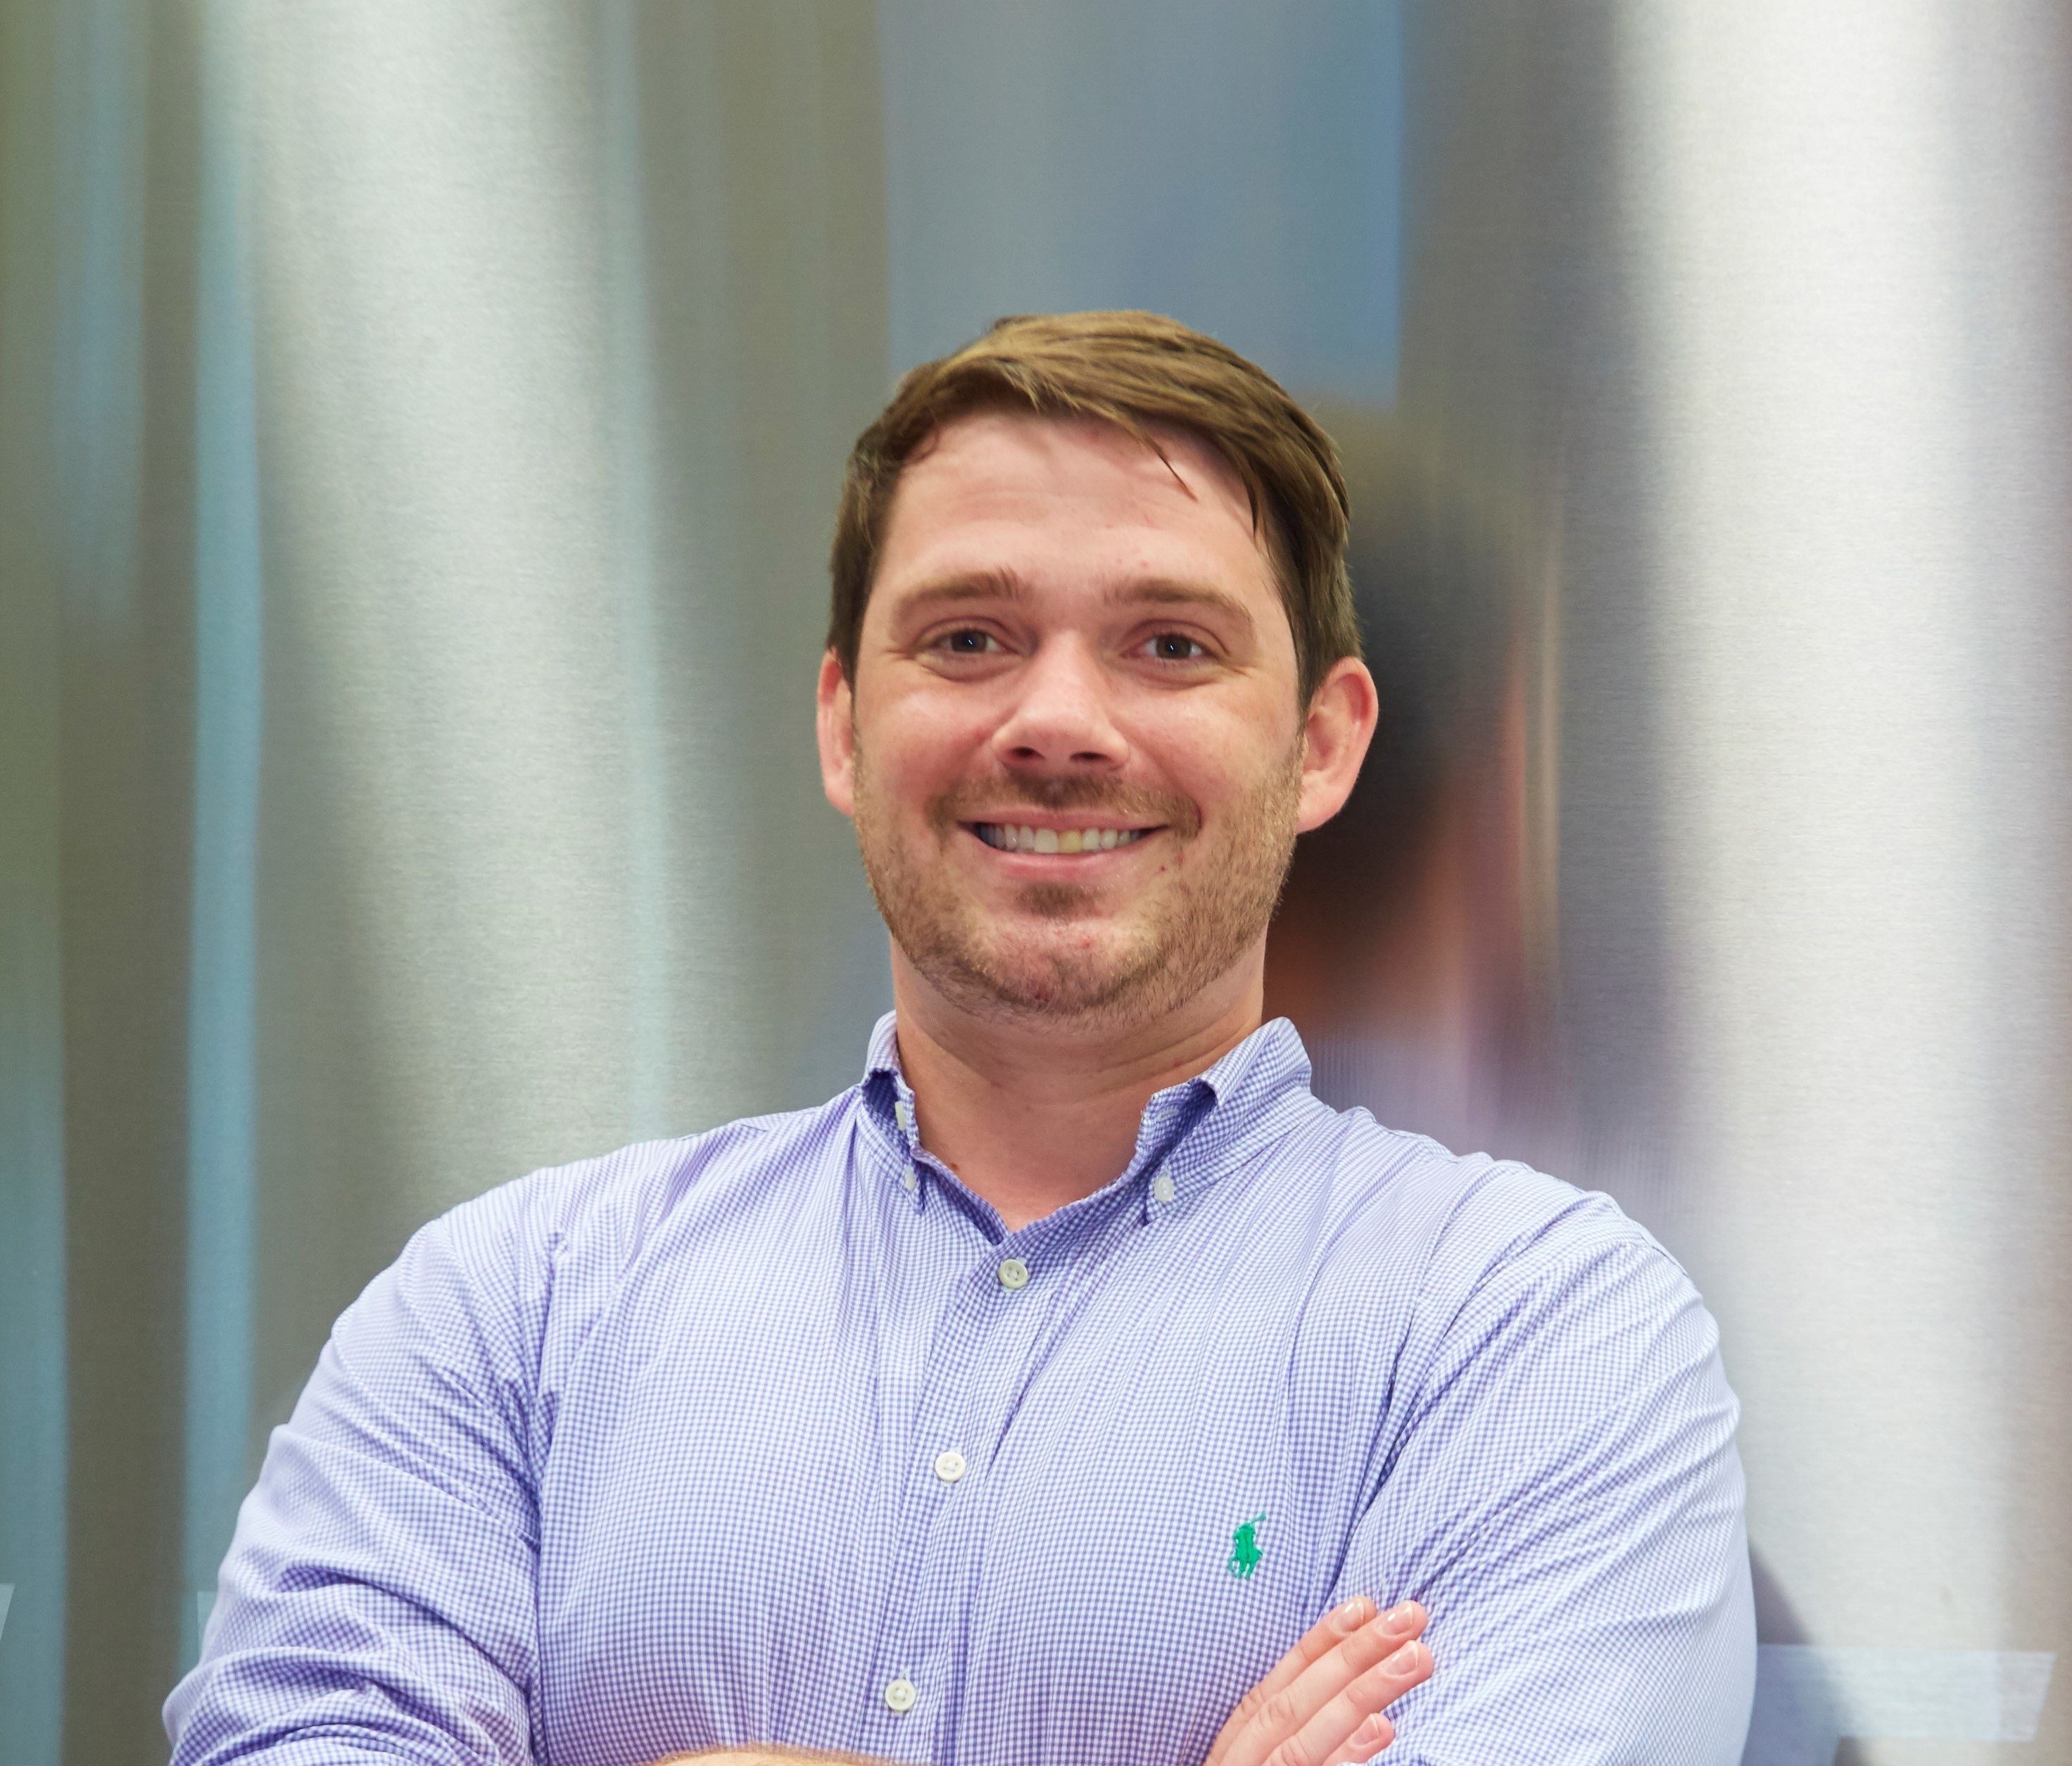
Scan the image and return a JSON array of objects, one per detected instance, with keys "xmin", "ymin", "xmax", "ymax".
[{"xmin": 1205, "ymin": 1596, "xmax": 1433, "ymax": 1766}]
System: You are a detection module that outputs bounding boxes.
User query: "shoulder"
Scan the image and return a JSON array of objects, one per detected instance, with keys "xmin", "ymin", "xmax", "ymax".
[
  {"xmin": 1277, "ymin": 1107, "xmax": 1736, "ymax": 1518},
  {"xmin": 1284, "ymin": 1101, "xmax": 1711, "ymax": 1388},
  {"xmin": 1291, "ymin": 1100, "xmax": 1662, "ymax": 1280},
  {"xmin": 452, "ymin": 1087, "xmax": 858, "ymax": 1247},
  {"xmin": 364, "ymin": 1087, "xmax": 871, "ymax": 1362}
]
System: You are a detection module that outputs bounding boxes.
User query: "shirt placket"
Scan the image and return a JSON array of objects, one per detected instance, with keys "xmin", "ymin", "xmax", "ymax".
[
  {"xmin": 866, "ymin": 1171, "xmax": 1066, "ymax": 1751},
  {"xmin": 857, "ymin": 1068, "xmax": 1222, "ymax": 1753}
]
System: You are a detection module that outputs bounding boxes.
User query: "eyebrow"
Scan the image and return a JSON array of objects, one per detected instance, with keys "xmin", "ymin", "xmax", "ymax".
[
  {"xmin": 1118, "ymin": 579, "xmax": 1258, "ymax": 633},
  {"xmin": 892, "ymin": 569, "xmax": 1030, "ymax": 617},
  {"xmin": 890, "ymin": 570, "xmax": 1258, "ymax": 634}
]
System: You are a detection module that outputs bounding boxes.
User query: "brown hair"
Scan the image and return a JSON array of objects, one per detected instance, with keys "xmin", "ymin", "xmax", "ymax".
[{"xmin": 827, "ymin": 310, "xmax": 1360, "ymax": 703}]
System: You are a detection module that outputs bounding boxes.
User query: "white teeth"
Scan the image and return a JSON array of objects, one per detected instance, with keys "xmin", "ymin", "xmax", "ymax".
[{"xmin": 975, "ymin": 822, "xmax": 1149, "ymax": 852}]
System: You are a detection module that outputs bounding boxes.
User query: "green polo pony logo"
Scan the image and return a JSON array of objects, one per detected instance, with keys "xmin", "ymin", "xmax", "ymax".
[{"xmin": 1227, "ymin": 1513, "xmax": 1266, "ymax": 1579}]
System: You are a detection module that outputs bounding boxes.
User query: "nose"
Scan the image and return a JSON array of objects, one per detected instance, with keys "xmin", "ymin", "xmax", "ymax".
[{"xmin": 989, "ymin": 636, "xmax": 1130, "ymax": 774}]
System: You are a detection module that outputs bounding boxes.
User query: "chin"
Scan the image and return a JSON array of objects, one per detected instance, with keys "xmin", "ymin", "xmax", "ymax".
[{"xmin": 947, "ymin": 928, "xmax": 1178, "ymax": 1022}]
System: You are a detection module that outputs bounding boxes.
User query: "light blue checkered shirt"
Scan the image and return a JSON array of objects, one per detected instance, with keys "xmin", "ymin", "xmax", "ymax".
[{"xmin": 166, "ymin": 1014, "xmax": 1755, "ymax": 1765}]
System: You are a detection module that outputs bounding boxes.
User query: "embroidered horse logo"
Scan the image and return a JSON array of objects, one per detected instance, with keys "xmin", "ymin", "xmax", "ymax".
[{"xmin": 1227, "ymin": 1513, "xmax": 1266, "ymax": 1579}]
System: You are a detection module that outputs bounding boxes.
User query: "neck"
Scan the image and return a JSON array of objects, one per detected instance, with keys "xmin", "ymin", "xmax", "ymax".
[{"xmin": 889, "ymin": 945, "xmax": 1268, "ymax": 1230}]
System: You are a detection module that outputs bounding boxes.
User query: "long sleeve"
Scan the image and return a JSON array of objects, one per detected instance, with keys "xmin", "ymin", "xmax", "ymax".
[
  {"xmin": 1334, "ymin": 1197, "xmax": 1756, "ymax": 1764},
  {"xmin": 165, "ymin": 1180, "xmax": 547, "ymax": 1765}
]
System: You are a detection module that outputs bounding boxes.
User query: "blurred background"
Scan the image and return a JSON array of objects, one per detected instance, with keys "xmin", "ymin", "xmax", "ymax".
[{"xmin": 2, "ymin": 2, "xmax": 2068, "ymax": 1762}]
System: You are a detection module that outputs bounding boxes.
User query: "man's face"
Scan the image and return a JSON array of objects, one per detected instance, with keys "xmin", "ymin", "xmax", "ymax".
[{"xmin": 819, "ymin": 410, "xmax": 1348, "ymax": 1030}]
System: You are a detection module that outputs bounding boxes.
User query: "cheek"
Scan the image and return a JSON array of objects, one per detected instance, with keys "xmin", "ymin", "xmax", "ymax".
[
  {"xmin": 857, "ymin": 687, "xmax": 993, "ymax": 800},
  {"xmin": 1137, "ymin": 703, "xmax": 1299, "ymax": 819}
]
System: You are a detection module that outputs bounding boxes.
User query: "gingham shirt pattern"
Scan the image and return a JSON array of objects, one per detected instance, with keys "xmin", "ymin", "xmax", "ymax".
[{"xmin": 166, "ymin": 1014, "xmax": 1755, "ymax": 1766}]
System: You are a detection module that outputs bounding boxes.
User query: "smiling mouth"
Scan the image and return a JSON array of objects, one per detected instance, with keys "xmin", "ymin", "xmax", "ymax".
[{"xmin": 968, "ymin": 822, "xmax": 1156, "ymax": 855}]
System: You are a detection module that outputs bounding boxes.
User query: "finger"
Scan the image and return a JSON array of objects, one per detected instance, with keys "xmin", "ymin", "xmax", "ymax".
[
  {"xmin": 1256, "ymin": 1596, "xmax": 1382, "ymax": 1708},
  {"xmin": 1265, "ymin": 1604, "xmax": 1427, "ymax": 1741},
  {"xmin": 1206, "ymin": 1596, "xmax": 1377, "ymax": 1766},
  {"xmin": 1222, "ymin": 1605, "xmax": 1427, "ymax": 1766},
  {"xmin": 1322, "ymin": 1710, "xmax": 1395, "ymax": 1766},
  {"xmin": 1318, "ymin": 1635, "xmax": 1436, "ymax": 1766},
  {"xmin": 1272, "ymin": 1640, "xmax": 1433, "ymax": 1766}
]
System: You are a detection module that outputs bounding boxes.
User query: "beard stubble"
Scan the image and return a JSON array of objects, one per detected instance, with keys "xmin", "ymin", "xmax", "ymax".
[{"xmin": 852, "ymin": 743, "xmax": 1303, "ymax": 1030}]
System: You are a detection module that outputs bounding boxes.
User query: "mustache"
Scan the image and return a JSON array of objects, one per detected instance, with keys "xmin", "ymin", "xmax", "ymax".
[{"xmin": 929, "ymin": 775, "xmax": 1201, "ymax": 838}]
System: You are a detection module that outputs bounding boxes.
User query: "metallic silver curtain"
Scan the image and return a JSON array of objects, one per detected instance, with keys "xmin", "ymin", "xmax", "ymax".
[
  {"xmin": 2, "ymin": 3, "xmax": 888, "ymax": 1758},
  {"xmin": 1397, "ymin": 5, "xmax": 2072, "ymax": 1761}
]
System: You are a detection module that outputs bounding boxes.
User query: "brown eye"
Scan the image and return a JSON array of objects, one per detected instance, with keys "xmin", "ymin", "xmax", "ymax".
[
  {"xmin": 942, "ymin": 629, "xmax": 997, "ymax": 655},
  {"xmin": 1146, "ymin": 633, "xmax": 1206, "ymax": 661}
]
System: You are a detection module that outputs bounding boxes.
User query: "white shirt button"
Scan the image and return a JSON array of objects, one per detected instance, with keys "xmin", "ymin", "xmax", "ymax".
[
  {"xmin": 933, "ymin": 1449, "xmax": 968, "ymax": 1484},
  {"xmin": 997, "ymin": 1256, "xmax": 1030, "ymax": 1290},
  {"xmin": 1151, "ymin": 1173, "xmax": 1176, "ymax": 1204},
  {"xmin": 895, "ymin": 1099, "xmax": 914, "ymax": 1136},
  {"xmin": 900, "ymin": 1166, "xmax": 916, "ymax": 1191},
  {"xmin": 884, "ymin": 1676, "xmax": 917, "ymax": 1713}
]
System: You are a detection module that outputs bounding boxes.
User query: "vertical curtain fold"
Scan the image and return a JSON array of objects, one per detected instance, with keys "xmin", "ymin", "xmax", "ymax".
[
  {"xmin": 1, "ymin": 6, "xmax": 887, "ymax": 1760},
  {"xmin": 0, "ymin": 0, "xmax": 72, "ymax": 1754}
]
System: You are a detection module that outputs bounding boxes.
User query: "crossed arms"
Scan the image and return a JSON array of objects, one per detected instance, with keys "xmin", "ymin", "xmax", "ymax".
[
  {"xmin": 658, "ymin": 1598, "xmax": 1436, "ymax": 1766},
  {"xmin": 165, "ymin": 1162, "xmax": 1755, "ymax": 1764}
]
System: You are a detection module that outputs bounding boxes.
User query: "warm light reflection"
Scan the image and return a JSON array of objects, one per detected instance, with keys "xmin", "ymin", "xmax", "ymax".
[{"xmin": 1267, "ymin": 411, "xmax": 1558, "ymax": 1160}]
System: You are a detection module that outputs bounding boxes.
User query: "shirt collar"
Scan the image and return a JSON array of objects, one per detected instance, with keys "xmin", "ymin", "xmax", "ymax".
[{"xmin": 858, "ymin": 1011, "xmax": 1316, "ymax": 1216}]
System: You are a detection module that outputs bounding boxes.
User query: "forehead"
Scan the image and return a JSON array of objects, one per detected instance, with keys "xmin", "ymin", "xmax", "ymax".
[{"xmin": 873, "ymin": 409, "xmax": 1275, "ymax": 600}]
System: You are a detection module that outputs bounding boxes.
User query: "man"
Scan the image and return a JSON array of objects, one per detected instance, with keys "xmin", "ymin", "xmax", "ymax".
[{"xmin": 167, "ymin": 313, "xmax": 1755, "ymax": 1765}]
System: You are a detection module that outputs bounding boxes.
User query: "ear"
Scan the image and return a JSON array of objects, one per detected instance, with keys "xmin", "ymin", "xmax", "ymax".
[
  {"xmin": 1295, "ymin": 656, "xmax": 1379, "ymax": 833},
  {"xmin": 817, "ymin": 648, "xmax": 859, "ymax": 817}
]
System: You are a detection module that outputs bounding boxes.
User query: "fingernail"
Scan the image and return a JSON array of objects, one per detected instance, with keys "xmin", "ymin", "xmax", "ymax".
[
  {"xmin": 1330, "ymin": 1596, "xmax": 1372, "ymax": 1634},
  {"xmin": 1351, "ymin": 1713, "xmax": 1389, "ymax": 1746},
  {"xmin": 1382, "ymin": 1601, "xmax": 1415, "ymax": 1635},
  {"xmin": 1386, "ymin": 1640, "xmax": 1424, "ymax": 1672}
]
